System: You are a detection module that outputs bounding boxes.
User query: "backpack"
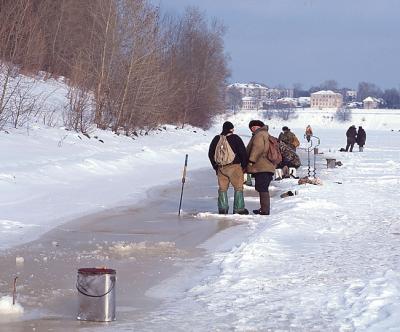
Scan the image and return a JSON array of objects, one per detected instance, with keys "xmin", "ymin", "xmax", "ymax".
[
  {"xmin": 214, "ymin": 134, "xmax": 235, "ymax": 166},
  {"xmin": 292, "ymin": 135, "xmax": 300, "ymax": 148},
  {"xmin": 267, "ymin": 135, "xmax": 282, "ymax": 166}
]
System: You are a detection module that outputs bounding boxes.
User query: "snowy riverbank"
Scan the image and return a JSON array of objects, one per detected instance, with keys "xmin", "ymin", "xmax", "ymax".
[
  {"xmin": 0, "ymin": 124, "xmax": 214, "ymax": 249},
  {"xmin": 1, "ymin": 103, "xmax": 400, "ymax": 330},
  {"xmin": 1, "ymin": 105, "xmax": 400, "ymax": 250}
]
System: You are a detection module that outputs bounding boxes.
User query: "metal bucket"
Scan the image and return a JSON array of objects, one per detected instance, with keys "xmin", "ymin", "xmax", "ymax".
[
  {"xmin": 76, "ymin": 268, "xmax": 116, "ymax": 322},
  {"xmin": 326, "ymin": 158, "xmax": 336, "ymax": 168}
]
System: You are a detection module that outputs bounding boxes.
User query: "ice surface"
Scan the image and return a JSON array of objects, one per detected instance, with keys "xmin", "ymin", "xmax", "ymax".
[{"xmin": 0, "ymin": 296, "xmax": 24, "ymax": 316}]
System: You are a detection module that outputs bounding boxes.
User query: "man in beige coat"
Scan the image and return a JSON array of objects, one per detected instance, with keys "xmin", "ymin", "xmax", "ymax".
[{"xmin": 246, "ymin": 120, "xmax": 276, "ymax": 215}]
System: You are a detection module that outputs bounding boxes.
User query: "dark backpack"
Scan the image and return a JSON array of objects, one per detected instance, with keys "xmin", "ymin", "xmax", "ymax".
[{"xmin": 267, "ymin": 135, "xmax": 282, "ymax": 166}]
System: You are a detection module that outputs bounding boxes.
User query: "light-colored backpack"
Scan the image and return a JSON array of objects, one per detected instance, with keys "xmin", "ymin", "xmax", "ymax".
[{"xmin": 214, "ymin": 134, "xmax": 235, "ymax": 166}]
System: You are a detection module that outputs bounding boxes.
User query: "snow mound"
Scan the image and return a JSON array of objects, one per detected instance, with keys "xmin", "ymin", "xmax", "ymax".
[
  {"xmin": 195, "ymin": 212, "xmax": 259, "ymax": 222},
  {"xmin": 0, "ymin": 296, "xmax": 24, "ymax": 315}
]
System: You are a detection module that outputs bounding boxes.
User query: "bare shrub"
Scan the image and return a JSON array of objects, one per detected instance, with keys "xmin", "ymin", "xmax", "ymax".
[
  {"xmin": 335, "ymin": 107, "xmax": 352, "ymax": 122},
  {"xmin": 63, "ymin": 85, "xmax": 93, "ymax": 134}
]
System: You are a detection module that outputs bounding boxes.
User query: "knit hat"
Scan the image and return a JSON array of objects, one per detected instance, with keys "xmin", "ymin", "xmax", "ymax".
[
  {"xmin": 248, "ymin": 120, "xmax": 265, "ymax": 129},
  {"xmin": 282, "ymin": 126, "xmax": 289, "ymax": 131},
  {"xmin": 222, "ymin": 121, "xmax": 234, "ymax": 134}
]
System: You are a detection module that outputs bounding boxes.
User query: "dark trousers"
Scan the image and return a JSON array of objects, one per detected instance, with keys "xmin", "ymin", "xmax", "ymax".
[
  {"xmin": 254, "ymin": 172, "xmax": 274, "ymax": 193},
  {"xmin": 345, "ymin": 141, "xmax": 355, "ymax": 152}
]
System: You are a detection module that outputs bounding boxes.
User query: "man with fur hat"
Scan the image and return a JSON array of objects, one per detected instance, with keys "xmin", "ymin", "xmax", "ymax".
[
  {"xmin": 208, "ymin": 121, "xmax": 249, "ymax": 214},
  {"xmin": 278, "ymin": 126, "xmax": 299, "ymax": 151},
  {"xmin": 246, "ymin": 120, "xmax": 275, "ymax": 215}
]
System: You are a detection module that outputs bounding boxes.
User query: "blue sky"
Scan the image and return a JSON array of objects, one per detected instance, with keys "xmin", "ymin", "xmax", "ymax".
[{"xmin": 153, "ymin": 0, "xmax": 400, "ymax": 90}]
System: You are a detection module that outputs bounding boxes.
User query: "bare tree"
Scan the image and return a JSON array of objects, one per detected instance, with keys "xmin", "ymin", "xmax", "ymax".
[
  {"xmin": 335, "ymin": 107, "xmax": 352, "ymax": 122},
  {"xmin": 226, "ymin": 86, "xmax": 242, "ymax": 113}
]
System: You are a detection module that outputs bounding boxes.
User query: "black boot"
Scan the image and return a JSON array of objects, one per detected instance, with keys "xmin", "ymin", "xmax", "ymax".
[{"xmin": 253, "ymin": 192, "xmax": 270, "ymax": 215}]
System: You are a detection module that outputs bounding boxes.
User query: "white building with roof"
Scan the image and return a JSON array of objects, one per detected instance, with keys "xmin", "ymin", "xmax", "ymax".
[
  {"xmin": 228, "ymin": 83, "xmax": 295, "ymax": 110},
  {"xmin": 228, "ymin": 83, "xmax": 268, "ymax": 99},
  {"xmin": 363, "ymin": 96, "xmax": 380, "ymax": 109},
  {"xmin": 241, "ymin": 96, "xmax": 259, "ymax": 110},
  {"xmin": 310, "ymin": 90, "xmax": 343, "ymax": 109}
]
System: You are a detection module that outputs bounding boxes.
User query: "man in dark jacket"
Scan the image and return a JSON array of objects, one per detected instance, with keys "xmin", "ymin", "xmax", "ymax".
[
  {"xmin": 345, "ymin": 125, "xmax": 357, "ymax": 152},
  {"xmin": 208, "ymin": 121, "xmax": 248, "ymax": 215},
  {"xmin": 246, "ymin": 120, "xmax": 275, "ymax": 215},
  {"xmin": 356, "ymin": 126, "xmax": 366, "ymax": 152}
]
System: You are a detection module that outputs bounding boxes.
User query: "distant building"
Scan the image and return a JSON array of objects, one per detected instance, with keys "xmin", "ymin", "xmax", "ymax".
[
  {"xmin": 228, "ymin": 83, "xmax": 294, "ymax": 110},
  {"xmin": 241, "ymin": 96, "xmax": 258, "ymax": 110},
  {"xmin": 345, "ymin": 90, "xmax": 357, "ymax": 101},
  {"xmin": 228, "ymin": 83, "xmax": 268, "ymax": 99},
  {"xmin": 276, "ymin": 97, "xmax": 297, "ymax": 108},
  {"xmin": 310, "ymin": 90, "xmax": 343, "ymax": 109},
  {"xmin": 363, "ymin": 96, "xmax": 379, "ymax": 109}
]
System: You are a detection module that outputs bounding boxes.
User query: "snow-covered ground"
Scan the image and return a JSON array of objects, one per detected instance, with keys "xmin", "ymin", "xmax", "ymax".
[
  {"xmin": 1, "ymin": 76, "xmax": 400, "ymax": 329},
  {"xmin": 2, "ymin": 106, "xmax": 399, "ymax": 251},
  {"xmin": 0, "ymin": 123, "xmax": 212, "ymax": 249},
  {"xmin": 128, "ymin": 128, "xmax": 400, "ymax": 332}
]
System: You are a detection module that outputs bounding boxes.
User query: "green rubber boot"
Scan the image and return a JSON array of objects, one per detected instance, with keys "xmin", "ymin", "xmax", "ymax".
[
  {"xmin": 233, "ymin": 191, "xmax": 249, "ymax": 215},
  {"xmin": 218, "ymin": 191, "xmax": 229, "ymax": 214},
  {"xmin": 245, "ymin": 174, "xmax": 253, "ymax": 186}
]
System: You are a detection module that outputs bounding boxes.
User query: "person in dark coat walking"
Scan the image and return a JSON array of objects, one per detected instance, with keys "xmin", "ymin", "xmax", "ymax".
[
  {"xmin": 345, "ymin": 125, "xmax": 357, "ymax": 152},
  {"xmin": 356, "ymin": 126, "xmax": 366, "ymax": 152},
  {"xmin": 208, "ymin": 121, "xmax": 248, "ymax": 215}
]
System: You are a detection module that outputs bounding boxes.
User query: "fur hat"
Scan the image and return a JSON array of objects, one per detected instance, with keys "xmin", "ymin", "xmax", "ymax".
[
  {"xmin": 248, "ymin": 120, "xmax": 265, "ymax": 129},
  {"xmin": 282, "ymin": 126, "xmax": 289, "ymax": 131}
]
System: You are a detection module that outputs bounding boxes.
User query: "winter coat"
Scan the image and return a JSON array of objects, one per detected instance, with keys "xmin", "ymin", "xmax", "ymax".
[
  {"xmin": 357, "ymin": 128, "xmax": 366, "ymax": 146},
  {"xmin": 278, "ymin": 130, "xmax": 298, "ymax": 150},
  {"xmin": 246, "ymin": 126, "xmax": 275, "ymax": 174},
  {"xmin": 346, "ymin": 126, "xmax": 357, "ymax": 144},
  {"xmin": 305, "ymin": 125, "xmax": 313, "ymax": 137},
  {"xmin": 208, "ymin": 133, "xmax": 248, "ymax": 170},
  {"xmin": 278, "ymin": 141, "xmax": 301, "ymax": 169}
]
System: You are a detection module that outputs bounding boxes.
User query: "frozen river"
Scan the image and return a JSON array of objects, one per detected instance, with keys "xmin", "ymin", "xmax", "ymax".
[{"xmin": 1, "ymin": 128, "xmax": 400, "ymax": 331}]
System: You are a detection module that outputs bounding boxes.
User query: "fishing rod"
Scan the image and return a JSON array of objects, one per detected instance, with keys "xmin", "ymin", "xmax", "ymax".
[{"xmin": 178, "ymin": 154, "xmax": 188, "ymax": 216}]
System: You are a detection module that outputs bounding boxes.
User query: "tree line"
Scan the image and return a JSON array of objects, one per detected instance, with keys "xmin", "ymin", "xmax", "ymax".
[{"xmin": 0, "ymin": 0, "xmax": 229, "ymax": 132}]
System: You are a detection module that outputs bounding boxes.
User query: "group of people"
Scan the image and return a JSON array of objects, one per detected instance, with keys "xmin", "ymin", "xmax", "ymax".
[
  {"xmin": 208, "ymin": 121, "xmax": 301, "ymax": 216},
  {"xmin": 345, "ymin": 125, "xmax": 366, "ymax": 152}
]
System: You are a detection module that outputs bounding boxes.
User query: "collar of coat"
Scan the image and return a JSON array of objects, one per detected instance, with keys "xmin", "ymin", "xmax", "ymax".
[{"xmin": 253, "ymin": 126, "xmax": 269, "ymax": 135}]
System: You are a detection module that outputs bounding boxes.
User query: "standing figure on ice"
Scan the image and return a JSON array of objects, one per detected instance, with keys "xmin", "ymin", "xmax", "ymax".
[
  {"xmin": 356, "ymin": 126, "xmax": 366, "ymax": 152},
  {"xmin": 246, "ymin": 120, "xmax": 276, "ymax": 215},
  {"xmin": 208, "ymin": 121, "xmax": 249, "ymax": 215},
  {"xmin": 305, "ymin": 124, "xmax": 313, "ymax": 142},
  {"xmin": 345, "ymin": 125, "xmax": 357, "ymax": 152}
]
